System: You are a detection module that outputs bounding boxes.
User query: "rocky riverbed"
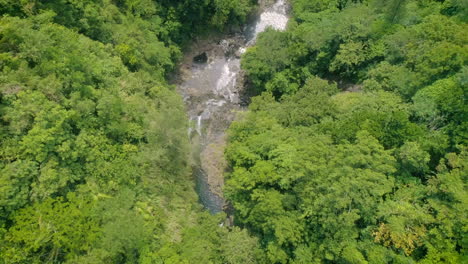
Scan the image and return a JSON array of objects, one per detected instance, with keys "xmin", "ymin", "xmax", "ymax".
[{"xmin": 176, "ymin": 0, "xmax": 290, "ymax": 213}]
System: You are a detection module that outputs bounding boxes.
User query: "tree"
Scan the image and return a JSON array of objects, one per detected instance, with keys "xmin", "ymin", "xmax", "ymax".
[
  {"xmin": 412, "ymin": 77, "xmax": 466, "ymax": 146},
  {"xmin": 242, "ymin": 29, "xmax": 292, "ymax": 92},
  {"xmin": 396, "ymin": 141, "xmax": 430, "ymax": 178},
  {"xmin": 0, "ymin": 160, "xmax": 37, "ymax": 219},
  {"xmin": 363, "ymin": 61, "xmax": 419, "ymax": 99},
  {"xmin": 421, "ymin": 150, "xmax": 468, "ymax": 263},
  {"xmin": 375, "ymin": 0, "xmax": 408, "ymax": 24},
  {"xmin": 1, "ymin": 194, "xmax": 99, "ymax": 263},
  {"xmin": 327, "ymin": 91, "xmax": 422, "ymax": 148},
  {"xmin": 226, "ymin": 99, "xmax": 400, "ymax": 262}
]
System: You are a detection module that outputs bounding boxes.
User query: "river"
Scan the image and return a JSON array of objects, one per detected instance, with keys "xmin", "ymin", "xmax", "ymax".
[{"xmin": 178, "ymin": 0, "xmax": 289, "ymax": 213}]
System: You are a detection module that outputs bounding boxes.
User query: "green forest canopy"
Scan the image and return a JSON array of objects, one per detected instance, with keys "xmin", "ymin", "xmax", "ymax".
[
  {"xmin": 0, "ymin": 0, "xmax": 466, "ymax": 263},
  {"xmin": 0, "ymin": 0, "xmax": 261, "ymax": 263},
  {"xmin": 228, "ymin": 0, "xmax": 467, "ymax": 263}
]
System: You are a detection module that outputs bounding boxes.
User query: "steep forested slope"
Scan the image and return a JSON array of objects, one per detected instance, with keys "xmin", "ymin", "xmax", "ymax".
[
  {"xmin": 227, "ymin": 0, "xmax": 467, "ymax": 263},
  {"xmin": 0, "ymin": 1, "xmax": 263, "ymax": 263}
]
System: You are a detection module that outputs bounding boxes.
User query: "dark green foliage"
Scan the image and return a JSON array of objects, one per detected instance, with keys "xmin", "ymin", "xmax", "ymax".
[
  {"xmin": 1, "ymin": 0, "xmax": 466, "ymax": 263},
  {"xmin": 412, "ymin": 76, "xmax": 467, "ymax": 146},
  {"xmin": 244, "ymin": 0, "xmax": 467, "ymax": 99},
  {"xmin": 0, "ymin": 1, "xmax": 261, "ymax": 263},
  {"xmin": 226, "ymin": 77, "xmax": 467, "ymax": 263},
  {"xmin": 2, "ymin": 194, "xmax": 99, "ymax": 263},
  {"xmin": 242, "ymin": 29, "xmax": 292, "ymax": 94},
  {"xmin": 230, "ymin": 0, "xmax": 467, "ymax": 262},
  {"xmin": 326, "ymin": 91, "xmax": 424, "ymax": 148}
]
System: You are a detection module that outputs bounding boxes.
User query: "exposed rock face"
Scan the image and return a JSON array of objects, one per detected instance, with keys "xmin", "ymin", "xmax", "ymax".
[
  {"xmin": 201, "ymin": 137, "xmax": 227, "ymax": 198},
  {"xmin": 193, "ymin": 52, "xmax": 208, "ymax": 64}
]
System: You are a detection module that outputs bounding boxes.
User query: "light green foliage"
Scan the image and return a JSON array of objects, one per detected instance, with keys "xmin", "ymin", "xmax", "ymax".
[
  {"xmin": 0, "ymin": 0, "xmax": 255, "ymax": 74},
  {"xmin": 0, "ymin": 15, "xmax": 188, "ymax": 199},
  {"xmin": 226, "ymin": 90, "xmax": 403, "ymax": 262},
  {"xmin": 384, "ymin": 14, "xmax": 467, "ymax": 85},
  {"xmin": 275, "ymin": 77, "xmax": 338, "ymax": 126},
  {"xmin": 243, "ymin": 4, "xmax": 381, "ymax": 89},
  {"xmin": 412, "ymin": 77, "xmax": 467, "ymax": 145},
  {"xmin": 230, "ymin": 1, "xmax": 467, "ymax": 262},
  {"xmin": 2, "ymin": 194, "xmax": 99, "ymax": 263},
  {"xmin": 330, "ymin": 40, "xmax": 370, "ymax": 77},
  {"xmin": 397, "ymin": 141, "xmax": 430, "ymax": 177},
  {"xmin": 137, "ymin": 213, "xmax": 264, "ymax": 264},
  {"xmin": 211, "ymin": 0, "xmax": 252, "ymax": 28},
  {"xmin": 363, "ymin": 61, "xmax": 419, "ymax": 99},
  {"xmin": 1, "ymin": 0, "xmax": 467, "ymax": 263},
  {"xmin": 0, "ymin": 1, "xmax": 261, "ymax": 263},
  {"xmin": 242, "ymin": 29, "xmax": 292, "ymax": 93},
  {"xmin": 374, "ymin": 184, "xmax": 433, "ymax": 256},
  {"xmin": 292, "ymin": 0, "xmax": 338, "ymax": 21},
  {"xmin": 421, "ymin": 150, "xmax": 468, "ymax": 263},
  {"xmin": 244, "ymin": 1, "xmax": 467, "ymax": 99},
  {"xmin": 328, "ymin": 91, "xmax": 423, "ymax": 148},
  {"xmin": 227, "ymin": 76, "xmax": 466, "ymax": 262},
  {"xmin": 220, "ymin": 227, "xmax": 263, "ymax": 264},
  {"xmin": 0, "ymin": 160, "xmax": 37, "ymax": 219}
]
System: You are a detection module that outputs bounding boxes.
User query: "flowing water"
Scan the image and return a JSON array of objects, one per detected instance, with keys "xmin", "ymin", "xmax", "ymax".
[{"xmin": 178, "ymin": 0, "xmax": 289, "ymax": 213}]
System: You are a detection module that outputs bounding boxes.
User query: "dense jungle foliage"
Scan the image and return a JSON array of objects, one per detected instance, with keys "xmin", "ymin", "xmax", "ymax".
[
  {"xmin": 226, "ymin": 0, "xmax": 467, "ymax": 263},
  {"xmin": 0, "ymin": 0, "xmax": 466, "ymax": 263},
  {"xmin": 0, "ymin": 0, "xmax": 263, "ymax": 263}
]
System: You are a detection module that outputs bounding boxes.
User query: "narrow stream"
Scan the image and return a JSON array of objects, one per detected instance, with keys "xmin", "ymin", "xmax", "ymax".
[{"xmin": 178, "ymin": 0, "xmax": 289, "ymax": 213}]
